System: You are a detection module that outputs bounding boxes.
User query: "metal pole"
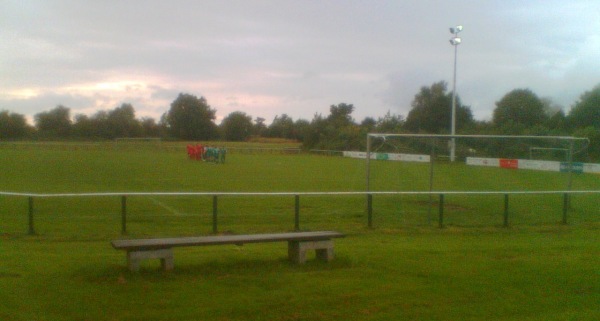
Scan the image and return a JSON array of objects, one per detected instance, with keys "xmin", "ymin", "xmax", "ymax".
[
  {"xmin": 28, "ymin": 197, "xmax": 35, "ymax": 235},
  {"xmin": 366, "ymin": 135, "xmax": 373, "ymax": 228},
  {"xmin": 212, "ymin": 195, "xmax": 218, "ymax": 234},
  {"xmin": 121, "ymin": 196, "xmax": 127, "ymax": 235},
  {"xmin": 428, "ymin": 138, "xmax": 436, "ymax": 225},
  {"xmin": 366, "ymin": 134, "xmax": 371, "ymax": 192},
  {"xmin": 503, "ymin": 194, "xmax": 509, "ymax": 228},
  {"xmin": 450, "ymin": 42, "xmax": 458, "ymax": 162},
  {"xmin": 438, "ymin": 194, "xmax": 445, "ymax": 228},
  {"xmin": 367, "ymin": 194, "xmax": 373, "ymax": 228},
  {"xmin": 562, "ymin": 193, "xmax": 568, "ymax": 225},
  {"xmin": 566, "ymin": 140, "xmax": 574, "ymax": 210},
  {"xmin": 294, "ymin": 195, "xmax": 300, "ymax": 231}
]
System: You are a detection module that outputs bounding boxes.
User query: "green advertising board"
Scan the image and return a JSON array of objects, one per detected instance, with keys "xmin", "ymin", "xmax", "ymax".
[{"xmin": 560, "ymin": 162, "xmax": 583, "ymax": 173}]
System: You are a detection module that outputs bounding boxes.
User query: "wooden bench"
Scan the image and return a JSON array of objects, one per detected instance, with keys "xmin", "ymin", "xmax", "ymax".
[{"xmin": 111, "ymin": 231, "xmax": 345, "ymax": 271}]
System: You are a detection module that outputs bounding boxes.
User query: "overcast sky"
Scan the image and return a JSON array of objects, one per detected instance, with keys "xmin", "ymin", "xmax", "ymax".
[{"xmin": 1, "ymin": 1, "xmax": 599, "ymax": 125}]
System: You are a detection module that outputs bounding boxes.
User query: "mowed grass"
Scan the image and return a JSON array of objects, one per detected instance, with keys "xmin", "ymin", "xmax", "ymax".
[{"xmin": 1, "ymin": 145, "xmax": 599, "ymax": 321}]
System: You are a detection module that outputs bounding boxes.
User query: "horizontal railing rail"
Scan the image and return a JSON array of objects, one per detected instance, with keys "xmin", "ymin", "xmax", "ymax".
[{"xmin": 3, "ymin": 190, "xmax": 600, "ymax": 198}]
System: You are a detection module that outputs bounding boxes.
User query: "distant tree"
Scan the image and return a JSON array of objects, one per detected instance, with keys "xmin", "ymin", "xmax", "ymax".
[
  {"xmin": 72, "ymin": 114, "xmax": 93, "ymax": 138},
  {"xmin": 493, "ymin": 89, "xmax": 547, "ymax": 129},
  {"xmin": 253, "ymin": 117, "xmax": 267, "ymax": 137},
  {"xmin": 302, "ymin": 113, "xmax": 326, "ymax": 149},
  {"xmin": 375, "ymin": 111, "xmax": 404, "ymax": 133},
  {"xmin": 0, "ymin": 110, "xmax": 32, "ymax": 139},
  {"xmin": 268, "ymin": 114, "xmax": 295, "ymax": 139},
  {"xmin": 360, "ymin": 117, "xmax": 377, "ymax": 133},
  {"xmin": 140, "ymin": 117, "xmax": 162, "ymax": 137},
  {"xmin": 405, "ymin": 81, "xmax": 473, "ymax": 133},
  {"xmin": 546, "ymin": 110, "xmax": 567, "ymax": 133},
  {"xmin": 302, "ymin": 103, "xmax": 362, "ymax": 150},
  {"xmin": 220, "ymin": 111, "xmax": 253, "ymax": 141},
  {"xmin": 573, "ymin": 126, "xmax": 600, "ymax": 161},
  {"xmin": 327, "ymin": 103, "xmax": 355, "ymax": 128},
  {"xmin": 165, "ymin": 93, "xmax": 218, "ymax": 140},
  {"xmin": 567, "ymin": 84, "xmax": 600, "ymax": 129},
  {"xmin": 90, "ymin": 110, "xmax": 111, "ymax": 138},
  {"xmin": 293, "ymin": 119, "xmax": 310, "ymax": 141},
  {"xmin": 106, "ymin": 103, "xmax": 143, "ymax": 139},
  {"xmin": 34, "ymin": 105, "xmax": 72, "ymax": 138}
]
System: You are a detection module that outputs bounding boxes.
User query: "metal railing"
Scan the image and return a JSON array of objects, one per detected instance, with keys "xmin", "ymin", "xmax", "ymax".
[{"xmin": 2, "ymin": 190, "xmax": 599, "ymax": 236}]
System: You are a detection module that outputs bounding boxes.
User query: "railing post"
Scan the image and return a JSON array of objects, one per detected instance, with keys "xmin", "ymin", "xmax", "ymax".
[
  {"xmin": 294, "ymin": 195, "xmax": 300, "ymax": 231},
  {"xmin": 212, "ymin": 195, "xmax": 218, "ymax": 234},
  {"xmin": 503, "ymin": 194, "xmax": 509, "ymax": 228},
  {"xmin": 28, "ymin": 196, "xmax": 35, "ymax": 235},
  {"xmin": 562, "ymin": 193, "xmax": 568, "ymax": 225},
  {"xmin": 121, "ymin": 196, "xmax": 127, "ymax": 235},
  {"xmin": 438, "ymin": 194, "xmax": 444, "ymax": 228},
  {"xmin": 367, "ymin": 194, "xmax": 373, "ymax": 228}
]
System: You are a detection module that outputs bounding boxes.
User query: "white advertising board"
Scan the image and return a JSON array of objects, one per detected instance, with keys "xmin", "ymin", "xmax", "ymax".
[
  {"xmin": 583, "ymin": 163, "xmax": 600, "ymax": 174},
  {"xmin": 465, "ymin": 157, "xmax": 500, "ymax": 167},
  {"xmin": 518, "ymin": 159, "xmax": 561, "ymax": 172}
]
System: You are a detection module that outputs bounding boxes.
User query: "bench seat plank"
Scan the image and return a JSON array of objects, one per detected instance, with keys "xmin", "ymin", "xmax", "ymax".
[{"xmin": 112, "ymin": 231, "xmax": 344, "ymax": 251}]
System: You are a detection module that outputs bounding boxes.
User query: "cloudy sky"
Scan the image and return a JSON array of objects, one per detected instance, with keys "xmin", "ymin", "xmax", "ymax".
[{"xmin": 1, "ymin": 1, "xmax": 599, "ymax": 125}]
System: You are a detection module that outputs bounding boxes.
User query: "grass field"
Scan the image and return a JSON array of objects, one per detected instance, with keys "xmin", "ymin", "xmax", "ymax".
[{"xmin": 1, "ymin": 144, "xmax": 599, "ymax": 320}]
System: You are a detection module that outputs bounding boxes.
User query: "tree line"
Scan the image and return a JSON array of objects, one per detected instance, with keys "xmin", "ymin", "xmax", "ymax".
[{"xmin": 1, "ymin": 82, "xmax": 599, "ymax": 159}]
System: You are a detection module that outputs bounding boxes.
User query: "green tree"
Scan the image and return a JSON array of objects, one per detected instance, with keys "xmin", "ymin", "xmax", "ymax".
[
  {"xmin": 405, "ymin": 81, "xmax": 473, "ymax": 133},
  {"xmin": 253, "ymin": 117, "xmax": 267, "ymax": 137},
  {"xmin": 268, "ymin": 114, "xmax": 295, "ymax": 139},
  {"xmin": 567, "ymin": 84, "xmax": 600, "ymax": 129},
  {"xmin": 0, "ymin": 110, "xmax": 32, "ymax": 139},
  {"xmin": 573, "ymin": 126, "xmax": 600, "ymax": 161},
  {"xmin": 140, "ymin": 117, "xmax": 162, "ymax": 137},
  {"xmin": 360, "ymin": 117, "xmax": 377, "ymax": 133},
  {"xmin": 493, "ymin": 89, "xmax": 547, "ymax": 129},
  {"xmin": 302, "ymin": 113, "xmax": 326, "ymax": 149},
  {"xmin": 106, "ymin": 103, "xmax": 143, "ymax": 139},
  {"xmin": 302, "ymin": 103, "xmax": 362, "ymax": 150},
  {"xmin": 165, "ymin": 93, "xmax": 218, "ymax": 140},
  {"xmin": 72, "ymin": 114, "xmax": 93, "ymax": 138},
  {"xmin": 293, "ymin": 119, "xmax": 310, "ymax": 142},
  {"xmin": 34, "ymin": 105, "xmax": 72, "ymax": 138},
  {"xmin": 546, "ymin": 110, "xmax": 567, "ymax": 133},
  {"xmin": 220, "ymin": 111, "xmax": 253, "ymax": 141},
  {"xmin": 327, "ymin": 103, "xmax": 354, "ymax": 128},
  {"xmin": 324, "ymin": 103, "xmax": 360, "ymax": 150},
  {"xmin": 375, "ymin": 111, "xmax": 404, "ymax": 133}
]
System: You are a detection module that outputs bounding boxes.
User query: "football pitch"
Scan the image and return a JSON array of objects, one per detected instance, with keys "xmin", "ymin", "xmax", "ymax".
[{"xmin": 1, "ymin": 144, "xmax": 599, "ymax": 320}]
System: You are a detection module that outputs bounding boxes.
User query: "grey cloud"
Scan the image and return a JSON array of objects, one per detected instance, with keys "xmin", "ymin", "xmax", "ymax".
[{"xmin": 1, "ymin": 0, "xmax": 599, "ymax": 124}]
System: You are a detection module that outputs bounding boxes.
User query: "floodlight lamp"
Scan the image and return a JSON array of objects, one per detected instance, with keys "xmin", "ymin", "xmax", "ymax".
[
  {"xmin": 449, "ymin": 25, "xmax": 463, "ymax": 34},
  {"xmin": 449, "ymin": 37, "xmax": 461, "ymax": 45}
]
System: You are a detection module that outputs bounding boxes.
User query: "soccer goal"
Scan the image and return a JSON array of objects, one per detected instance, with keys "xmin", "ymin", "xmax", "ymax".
[{"xmin": 364, "ymin": 133, "xmax": 590, "ymax": 193}]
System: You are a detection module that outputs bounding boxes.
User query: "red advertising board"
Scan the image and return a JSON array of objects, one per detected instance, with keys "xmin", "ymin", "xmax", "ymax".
[{"xmin": 499, "ymin": 159, "xmax": 518, "ymax": 169}]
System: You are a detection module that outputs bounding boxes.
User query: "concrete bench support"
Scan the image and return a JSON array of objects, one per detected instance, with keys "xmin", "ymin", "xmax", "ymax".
[
  {"xmin": 127, "ymin": 249, "xmax": 174, "ymax": 272},
  {"xmin": 288, "ymin": 240, "xmax": 334, "ymax": 264}
]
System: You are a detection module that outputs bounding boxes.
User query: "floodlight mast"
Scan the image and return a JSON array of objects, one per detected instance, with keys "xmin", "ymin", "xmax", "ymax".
[{"xmin": 449, "ymin": 25, "xmax": 462, "ymax": 162}]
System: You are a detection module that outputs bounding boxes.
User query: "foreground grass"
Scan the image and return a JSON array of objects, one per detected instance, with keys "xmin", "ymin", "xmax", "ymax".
[
  {"xmin": 1, "ymin": 227, "xmax": 599, "ymax": 321},
  {"xmin": 1, "ymin": 145, "xmax": 599, "ymax": 320}
]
